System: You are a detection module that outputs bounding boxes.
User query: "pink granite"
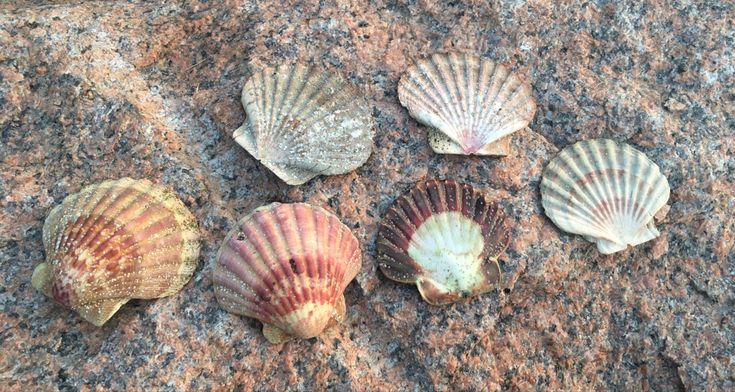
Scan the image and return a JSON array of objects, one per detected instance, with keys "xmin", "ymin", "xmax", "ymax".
[{"xmin": 0, "ymin": 0, "xmax": 733, "ymax": 390}]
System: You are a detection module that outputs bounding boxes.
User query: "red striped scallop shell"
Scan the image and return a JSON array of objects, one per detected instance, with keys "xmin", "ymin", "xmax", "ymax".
[
  {"xmin": 213, "ymin": 202, "xmax": 361, "ymax": 343},
  {"xmin": 32, "ymin": 178, "xmax": 201, "ymax": 326}
]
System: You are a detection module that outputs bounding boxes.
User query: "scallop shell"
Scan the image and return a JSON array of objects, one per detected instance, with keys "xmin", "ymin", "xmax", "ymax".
[
  {"xmin": 31, "ymin": 178, "xmax": 200, "ymax": 326},
  {"xmin": 398, "ymin": 52, "xmax": 536, "ymax": 156},
  {"xmin": 233, "ymin": 64, "xmax": 376, "ymax": 185},
  {"xmin": 540, "ymin": 139, "xmax": 670, "ymax": 254},
  {"xmin": 213, "ymin": 202, "xmax": 361, "ymax": 344},
  {"xmin": 376, "ymin": 179, "xmax": 510, "ymax": 305}
]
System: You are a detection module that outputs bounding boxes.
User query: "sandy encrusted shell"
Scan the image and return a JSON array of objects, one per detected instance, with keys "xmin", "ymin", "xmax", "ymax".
[
  {"xmin": 213, "ymin": 202, "xmax": 361, "ymax": 344},
  {"xmin": 398, "ymin": 52, "xmax": 536, "ymax": 156},
  {"xmin": 376, "ymin": 179, "xmax": 510, "ymax": 305},
  {"xmin": 540, "ymin": 139, "xmax": 670, "ymax": 254},
  {"xmin": 233, "ymin": 64, "xmax": 375, "ymax": 185},
  {"xmin": 32, "ymin": 178, "xmax": 200, "ymax": 326}
]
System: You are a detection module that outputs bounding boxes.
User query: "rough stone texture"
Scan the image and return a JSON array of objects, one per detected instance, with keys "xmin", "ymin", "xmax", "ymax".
[{"xmin": 1, "ymin": 0, "xmax": 733, "ymax": 390}]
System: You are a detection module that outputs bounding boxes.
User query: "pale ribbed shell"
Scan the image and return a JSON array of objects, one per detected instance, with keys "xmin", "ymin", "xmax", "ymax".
[
  {"xmin": 398, "ymin": 52, "xmax": 536, "ymax": 156},
  {"xmin": 233, "ymin": 64, "xmax": 376, "ymax": 185},
  {"xmin": 377, "ymin": 179, "xmax": 510, "ymax": 305},
  {"xmin": 213, "ymin": 202, "xmax": 361, "ymax": 344},
  {"xmin": 540, "ymin": 139, "xmax": 670, "ymax": 254},
  {"xmin": 32, "ymin": 178, "xmax": 200, "ymax": 326}
]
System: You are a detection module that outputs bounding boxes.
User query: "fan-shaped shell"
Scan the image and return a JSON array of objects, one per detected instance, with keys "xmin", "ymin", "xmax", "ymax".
[
  {"xmin": 233, "ymin": 64, "xmax": 376, "ymax": 185},
  {"xmin": 213, "ymin": 202, "xmax": 361, "ymax": 344},
  {"xmin": 31, "ymin": 178, "xmax": 201, "ymax": 326},
  {"xmin": 376, "ymin": 179, "xmax": 510, "ymax": 305},
  {"xmin": 540, "ymin": 139, "xmax": 671, "ymax": 254},
  {"xmin": 398, "ymin": 52, "xmax": 536, "ymax": 156}
]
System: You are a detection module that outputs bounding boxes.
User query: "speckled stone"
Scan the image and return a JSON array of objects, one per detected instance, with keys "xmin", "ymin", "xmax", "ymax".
[{"xmin": 1, "ymin": 1, "xmax": 733, "ymax": 391}]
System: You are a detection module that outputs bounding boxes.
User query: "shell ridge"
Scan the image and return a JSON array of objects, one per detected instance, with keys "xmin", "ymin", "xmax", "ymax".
[
  {"xmin": 266, "ymin": 66, "xmax": 304, "ymax": 156},
  {"xmin": 476, "ymin": 70, "xmax": 527, "ymax": 148},
  {"xmin": 291, "ymin": 73, "xmax": 347, "ymax": 130},
  {"xmin": 217, "ymin": 238, "xmax": 274, "ymax": 319},
  {"xmin": 408, "ymin": 57, "xmax": 456, "ymax": 127},
  {"xmin": 56, "ymin": 184, "xmax": 146, "ymax": 291},
  {"xmin": 472, "ymin": 63, "xmax": 507, "ymax": 145},
  {"xmin": 540, "ymin": 168, "xmax": 608, "ymax": 230},
  {"xmin": 542, "ymin": 194, "xmax": 612, "ymax": 235},
  {"xmin": 86, "ymin": 201, "xmax": 175, "ymax": 263},
  {"xmin": 257, "ymin": 68, "xmax": 289, "ymax": 161},
  {"xmin": 470, "ymin": 59, "xmax": 494, "ymax": 135},
  {"xmin": 278, "ymin": 204, "xmax": 308, "ymax": 308},
  {"xmin": 326, "ymin": 214, "xmax": 344, "ymax": 305},
  {"xmin": 58, "ymin": 183, "xmax": 111, "ymax": 256},
  {"xmin": 240, "ymin": 217, "xmax": 291, "ymax": 318},
  {"xmin": 473, "ymin": 64, "xmax": 509, "ymax": 136},
  {"xmin": 82, "ymin": 196, "xmax": 189, "ymax": 273},
  {"xmin": 542, "ymin": 180, "xmax": 616, "ymax": 239},
  {"xmin": 633, "ymin": 165, "xmax": 667, "ymax": 229},
  {"xmin": 273, "ymin": 69, "xmax": 332, "ymax": 151},
  {"xmin": 434, "ymin": 54, "xmax": 467, "ymax": 140},
  {"xmin": 66, "ymin": 181, "xmax": 138, "ymax": 253},
  {"xmin": 417, "ymin": 58, "xmax": 461, "ymax": 133},
  {"xmin": 70, "ymin": 208, "xmax": 197, "ymax": 299},
  {"xmin": 482, "ymin": 84, "xmax": 534, "ymax": 141},
  {"xmin": 588, "ymin": 143, "xmax": 629, "ymax": 230},
  {"xmin": 274, "ymin": 65, "xmax": 299, "ymax": 143},
  {"xmin": 615, "ymin": 140, "xmax": 629, "ymax": 230},
  {"xmin": 400, "ymin": 83, "xmax": 448, "ymax": 131},
  {"xmin": 73, "ymin": 185, "xmax": 155, "ymax": 257},
  {"xmin": 257, "ymin": 210, "xmax": 302, "ymax": 318},
  {"xmin": 292, "ymin": 204, "xmax": 314, "ymax": 305},
  {"xmin": 263, "ymin": 67, "xmax": 280, "ymax": 146},
  {"xmin": 585, "ymin": 141, "xmax": 620, "ymax": 230},
  {"xmin": 559, "ymin": 147, "xmax": 616, "ymax": 229},
  {"xmin": 456, "ymin": 53, "xmax": 473, "ymax": 135}
]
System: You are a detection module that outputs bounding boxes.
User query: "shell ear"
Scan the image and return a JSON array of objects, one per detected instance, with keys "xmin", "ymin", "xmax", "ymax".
[
  {"xmin": 31, "ymin": 262, "xmax": 52, "ymax": 295},
  {"xmin": 416, "ymin": 279, "xmax": 458, "ymax": 305},
  {"xmin": 482, "ymin": 259, "xmax": 501, "ymax": 286},
  {"xmin": 332, "ymin": 294, "xmax": 346, "ymax": 325},
  {"xmin": 75, "ymin": 298, "xmax": 129, "ymax": 327},
  {"xmin": 262, "ymin": 324, "xmax": 292, "ymax": 344}
]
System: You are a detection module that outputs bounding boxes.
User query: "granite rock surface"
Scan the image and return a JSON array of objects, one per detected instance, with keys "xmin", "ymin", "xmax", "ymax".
[{"xmin": 1, "ymin": 0, "xmax": 733, "ymax": 390}]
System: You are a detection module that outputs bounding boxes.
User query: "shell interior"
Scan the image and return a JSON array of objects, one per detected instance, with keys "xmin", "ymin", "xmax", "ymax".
[
  {"xmin": 32, "ymin": 178, "xmax": 201, "ymax": 326},
  {"xmin": 398, "ymin": 52, "xmax": 536, "ymax": 155},
  {"xmin": 213, "ymin": 202, "xmax": 361, "ymax": 343},
  {"xmin": 377, "ymin": 179, "xmax": 510, "ymax": 305},
  {"xmin": 540, "ymin": 138, "xmax": 670, "ymax": 254},
  {"xmin": 233, "ymin": 64, "xmax": 375, "ymax": 185}
]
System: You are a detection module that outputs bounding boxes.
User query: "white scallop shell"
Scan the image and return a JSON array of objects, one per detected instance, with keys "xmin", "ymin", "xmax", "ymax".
[
  {"xmin": 398, "ymin": 52, "xmax": 536, "ymax": 156},
  {"xmin": 233, "ymin": 64, "xmax": 375, "ymax": 185},
  {"xmin": 540, "ymin": 139, "xmax": 670, "ymax": 254}
]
